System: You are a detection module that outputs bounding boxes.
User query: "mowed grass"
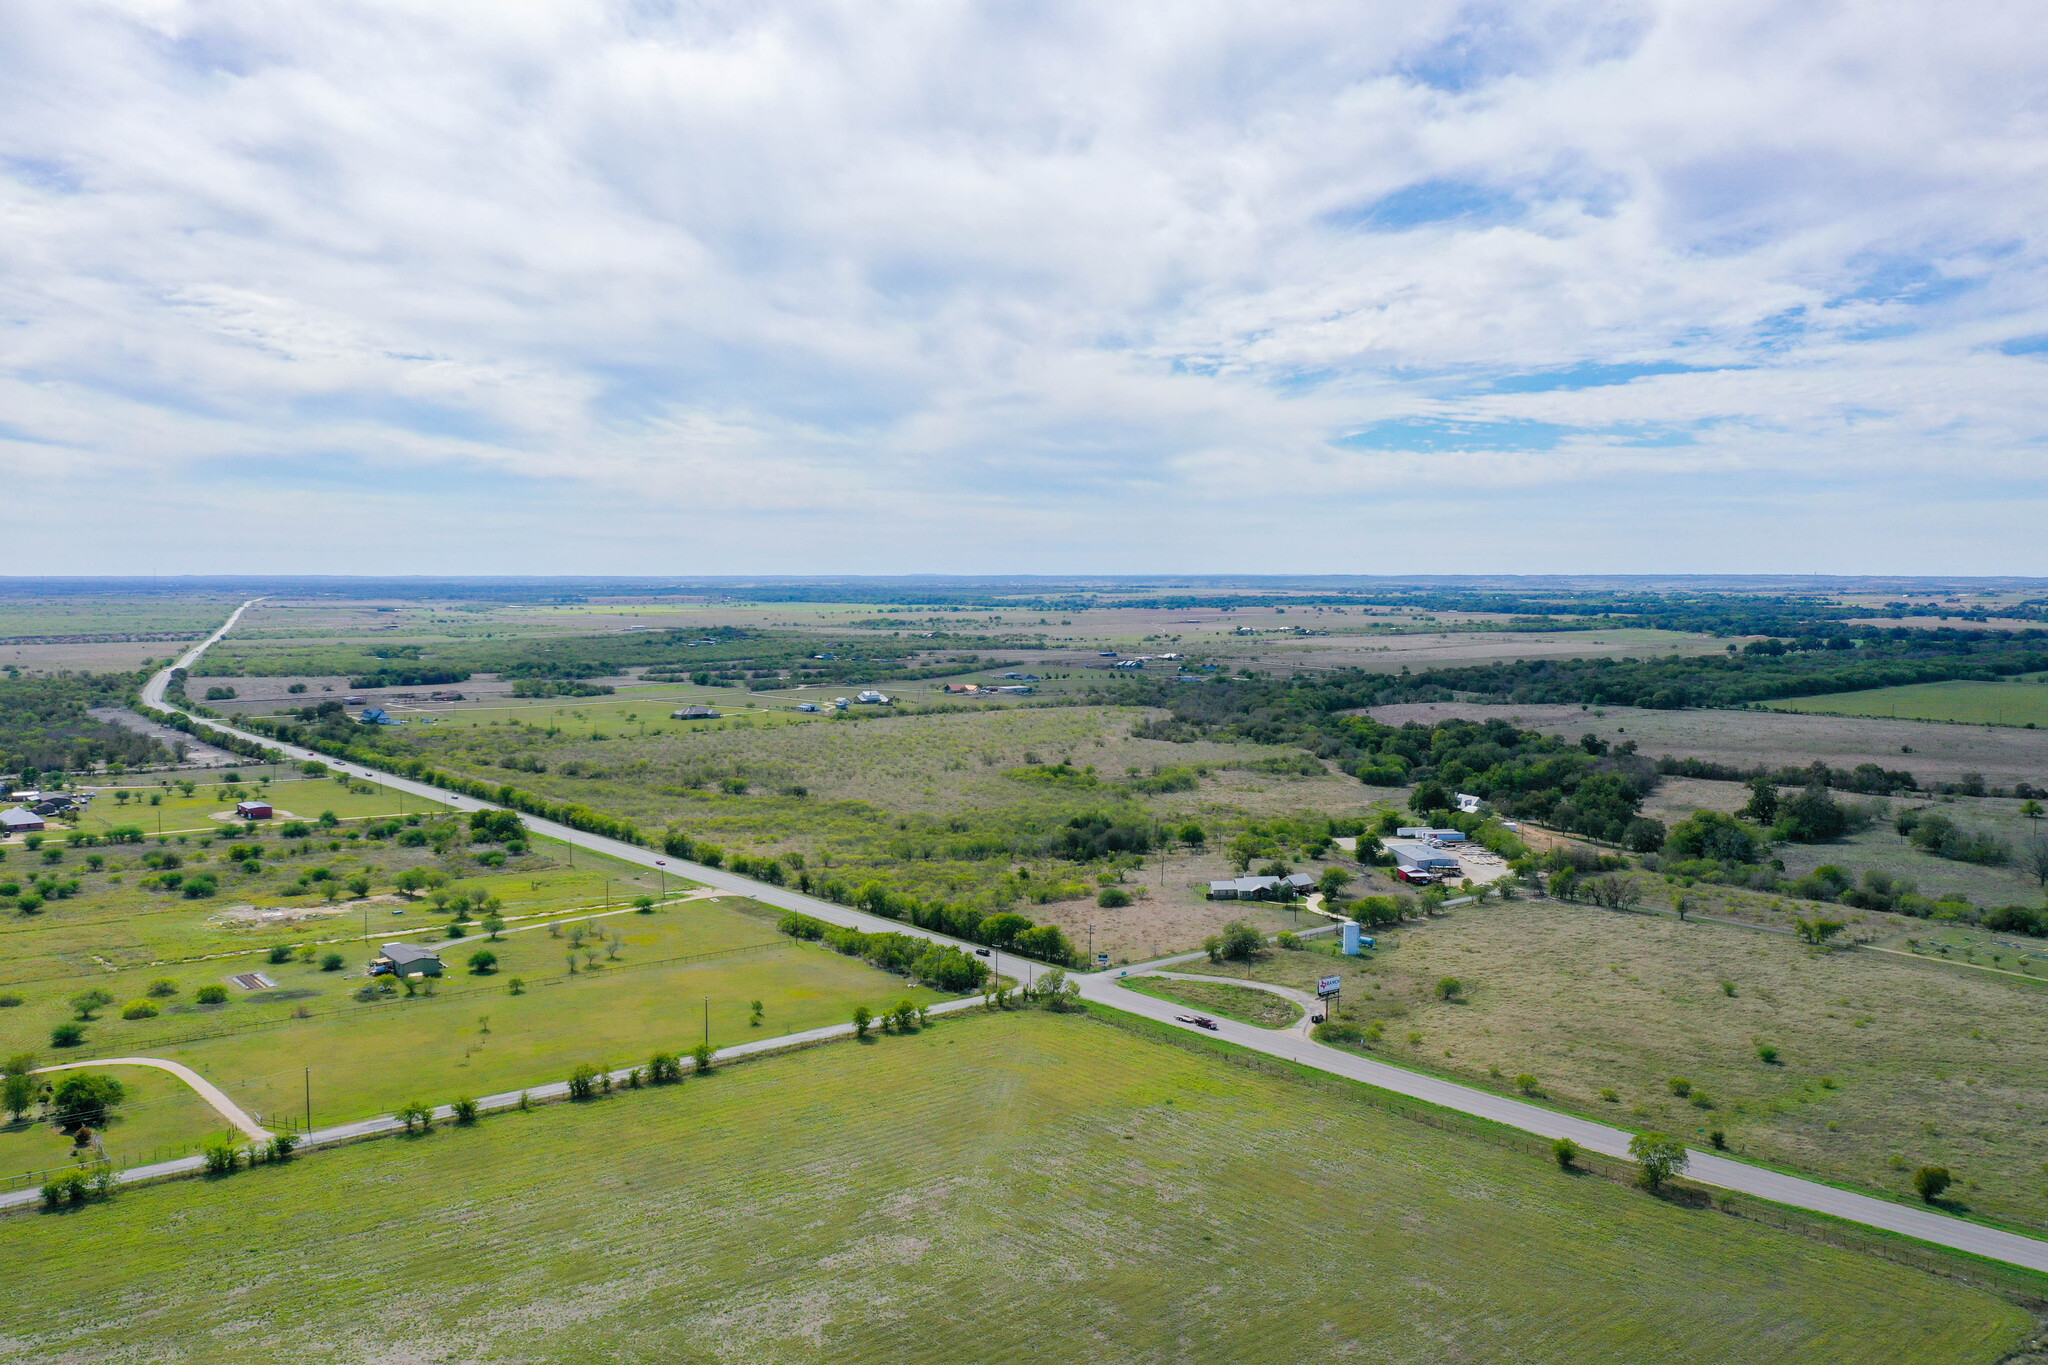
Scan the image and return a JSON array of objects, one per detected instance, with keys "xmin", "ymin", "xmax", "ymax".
[
  {"xmin": 1118, "ymin": 975, "xmax": 1303, "ymax": 1027},
  {"xmin": 71, "ymin": 777, "xmax": 437, "ymax": 836},
  {"xmin": 1767, "ymin": 676, "xmax": 2048, "ymax": 727},
  {"xmin": 1184, "ymin": 899, "xmax": 2048, "ymax": 1230},
  {"xmin": 0, "ymin": 898, "xmax": 947, "ymax": 1131},
  {"xmin": 1, "ymin": 1012, "xmax": 2027, "ymax": 1364}
]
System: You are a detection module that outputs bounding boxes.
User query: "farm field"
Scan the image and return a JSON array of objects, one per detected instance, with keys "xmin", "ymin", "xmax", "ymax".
[
  {"xmin": 70, "ymin": 773, "xmax": 438, "ymax": 836},
  {"xmin": 0, "ymin": 895, "xmax": 947, "ymax": 1133},
  {"xmin": 1370, "ymin": 698, "xmax": 2048, "ymax": 789},
  {"xmin": 1183, "ymin": 894, "xmax": 2048, "ymax": 1231},
  {"xmin": 1, "ymin": 1011, "xmax": 2029, "ymax": 1365},
  {"xmin": 1766, "ymin": 676, "xmax": 2048, "ymax": 728}
]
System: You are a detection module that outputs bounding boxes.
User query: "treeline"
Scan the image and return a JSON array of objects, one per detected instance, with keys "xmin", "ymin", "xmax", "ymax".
[
  {"xmin": 134, "ymin": 703, "xmax": 281, "ymax": 766},
  {"xmin": 0, "ymin": 672, "xmax": 171, "ymax": 776},
  {"xmin": 349, "ymin": 669, "xmax": 472, "ymax": 688},
  {"xmin": 776, "ymin": 912, "xmax": 992, "ymax": 989},
  {"xmin": 1654, "ymin": 756, "xmax": 1920, "ymax": 795}
]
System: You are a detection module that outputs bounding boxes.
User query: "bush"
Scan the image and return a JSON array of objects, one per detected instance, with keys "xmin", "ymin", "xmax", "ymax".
[
  {"xmin": 451, "ymin": 1096, "xmax": 479, "ymax": 1125},
  {"xmin": 41, "ymin": 1170, "xmax": 92, "ymax": 1207},
  {"xmin": 50, "ymin": 1023, "xmax": 84, "ymax": 1047},
  {"xmin": 267, "ymin": 944, "xmax": 294, "ymax": 964},
  {"xmin": 202, "ymin": 1138, "xmax": 243, "ymax": 1175},
  {"xmin": 566, "ymin": 1064, "xmax": 601, "ymax": 1101},
  {"xmin": 1552, "ymin": 1137, "xmax": 1579, "ymax": 1169},
  {"xmin": 1913, "ymin": 1165, "xmax": 1952, "ymax": 1202},
  {"xmin": 320, "ymin": 953, "xmax": 345, "ymax": 972},
  {"xmin": 1757, "ymin": 1043, "xmax": 1780, "ymax": 1064},
  {"xmin": 259, "ymin": 1133, "xmax": 299, "ymax": 1163},
  {"xmin": 195, "ymin": 985, "xmax": 228, "ymax": 1005},
  {"xmin": 69, "ymin": 989, "xmax": 113, "ymax": 1020},
  {"xmin": 120, "ymin": 1000, "xmax": 158, "ymax": 1020},
  {"xmin": 852, "ymin": 1005, "xmax": 873, "ymax": 1038},
  {"xmin": 396, "ymin": 1100, "xmax": 434, "ymax": 1133},
  {"xmin": 467, "ymin": 949, "xmax": 498, "ymax": 974},
  {"xmin": 1667, "ymin": 1077, "xmax": 1693, "ymax": 1097},
  {"xmin": 691, "ymin": 1041, "xmax": 714, "ymax": 1073},
  {"xmin": 648, "ymin": 1051, "xmax": 682, "ymax": 1083},
  {"xmin": 1219, "ymin": 921, "xmax": 1263, "ymax": 962},
  {"xmin": 1434, "ymin": 976, "xmax": 1463, "ymax": 1002},
  {"xmin": 1514, "ymin": 1073, "xmax": 1538, "ymax": 1095},
  {"xmin": 1096, "ymin": 886, "xmax": 1131, "ymax": 908},
  {"xmin": 146, "ymin": 979, "xmax": 179, "ymax": 998}
]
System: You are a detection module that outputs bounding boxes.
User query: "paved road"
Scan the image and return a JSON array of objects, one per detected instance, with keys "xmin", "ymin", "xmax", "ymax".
[
  {"xmin": 99, "ymin": 604, "xmax": 2048, "ymax": 1273},
  {"xmin": 36, "ymin": 1056, "xmax": 270, "ymax": 1140},
  {"xmin": 1141, "ymin": 970, "xmax": 1320, "ymax": 1038}
]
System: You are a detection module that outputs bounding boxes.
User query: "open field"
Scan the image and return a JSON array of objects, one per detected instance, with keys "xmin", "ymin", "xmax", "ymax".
[
  {"xmin": 1767, "ymin": 676, "xmax": 2048, "ymax": 728},
  {"xmin": 1184, "ymin": 895, "xmax": 2048, "ymax": 1230},
  {"xmin": 1371, "ymin": 699, "xmax": 2048, "ymax": 789},
  {"xmin": 1, "ymin": 1010, "xmax": 2030, "ymax": 1364},
  {"xmin": 0, "ymin": 895, "xmax": 947, "ymax": 1132}
]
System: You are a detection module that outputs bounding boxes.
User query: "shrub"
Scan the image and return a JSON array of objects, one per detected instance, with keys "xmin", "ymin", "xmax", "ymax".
[
  {"xmin": 50, "ymin": 1023, "xmax": 84, "ymax": 1047},
  {"xmin": 1913, "ymin": 1166, "xmax": 1952, "ymax": 1202},
  {"xmin": 467, "ymin": 949, "xmax": 499, "ymax": 974},
  {"xmin": 320, "ymin": 953, "xmax": 345, "ymax": 972},
  {"xmin": 267, "ymin": 944, "xmax": 294, "ymax": 964},
  {"xmin": 1434, "ymin": 976, "xmax": 1463, "ymax": 1002},
  {"xmin": 120, "ymin": 1000, "xmax": 158, "ymax": 1020},
  {"xmin": 648, "ymin": 1051, "xmax": 682, "ymax": 1083},
  {"xmin": 1514, "ymin": 1073, "xmax": 1538, "ymax": 1095},
  {"xmin": 1756, "ymin": 1043, "xmax": 1781, "ymax": 1065},
  {"xmin": 259, "ymin": 1133, "xmax": 299, "ymax": 1163},
  {"xmin": 146, "ymin": 979, "xmax": 179, "ymax": 998},
  {"xmin": 202, "ymin": 1138, "xmax": 243, "ymax": 1175},
  {"xmin": 1275, "ymin": 931, "xmax": 1301, "ymax": 950},
  {"xmin": 1097, "ymin": 886, "xmax": 1131, "ymax": 908},
  {"xmin": 41, "ymin": 1170, "xmax": 91, "ymax": 1207},
  {"xmin": 1667, "ymin": 1077, "xmax": 1693, "ymax": 1097},
  {"xmin": 69, "ymin": 989, "xmax": 114, "ymax": 1020},
  {"xmin": 396, "ymin": 1100, "xmax": 434, "ymax": 1133},
  {"xmin": 691, "ymin": 1041, "xmax": 714, "ymax": 1073},
  {"xmin": 1552, "ymin": 1137, "xmax": 1579, "ymax": 1169},
  {"xmin": 1598, "ymin": 1088, "xmax": 1619, "ymax": 1102},
  {"xmin": 195, "ymin": 985, "xmax": 228, "ymax": 1005},
  {"xmin": 0, "ymin": 994, "xmax": 19, "ymax": 1008},
  {"xmin": 1709, "ymin": 1129, "xmax": 1727, "ymax": 1150},
  {"xmin": 1628, "ymin": 1131, "xmax": 1689, "ymax": 1188},
  {"xmin": 451, "ymin": 1096, "xmax": 480, "ymax": 1125},
  {"xmin": 1219, "ymin": 921, "xmax": 1263, "ymax": 962},
  {"xmin": 566, "ymin": 1064, "xmax": 601, "ymax": 1101},
  {"xmin": 852, "ymin": 1005, "xmax": 873, "ymax": 1038}
]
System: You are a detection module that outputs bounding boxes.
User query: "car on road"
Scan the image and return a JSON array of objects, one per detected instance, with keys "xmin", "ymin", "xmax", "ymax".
[
  {"xmin": 974, "ymin": 947, "xmax": 991, "ymax": 956},
  {"xmin": 1175, "ymin": 1014, "xmax": 1219, "ymax": 1030}
]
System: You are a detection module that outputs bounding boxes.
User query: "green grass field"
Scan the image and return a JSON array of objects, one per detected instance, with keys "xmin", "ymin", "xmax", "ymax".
[
  {"xmin": 0, "ymin": 896, "xmax": 948, "ymax": 1133},
  {"xmin": 1, "ymin": 1011, "xmax": 2028, "ymax": 1363},
  {"xmin": 0, "ymin": 1062, "xmax": 234, "ymax": 1179},
  {"xmin": 1118, "ymin": 975, "xmax": 1302, "ymax": 1027},
  {"xmin": 1766, "ymin": 676, "xmax": 2048, "ymax": 727}
]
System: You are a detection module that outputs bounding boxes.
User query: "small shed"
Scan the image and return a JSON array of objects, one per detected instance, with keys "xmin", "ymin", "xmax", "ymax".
[
  {"xmin": 672, "ymin": 706, "xmax": 722, "ymax": 720},
  {"xmin": 374, "ymin": 942, "xmax": 444, "ymax": 978},
  {"xmin": 236, "ymin": 800, "xmax": 273, "ymax": 819},
  {"xmin": 1, "ymin": 807, "xmax": 45, "ymax": 834},
  {"xmin": 1284, "ymin": 872, "xmax": 1318, "ymax": 895}
]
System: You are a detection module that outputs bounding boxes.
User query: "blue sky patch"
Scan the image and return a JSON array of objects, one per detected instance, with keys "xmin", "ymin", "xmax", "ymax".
[
  {"xmin": 1998, "ymin": 335, "xmax": 2048, "ymax": 356},
  {"xmin": 1330, "ymin": 179, "xmax": 1520, "ymax": 232},
  {"xmin": 1337, "ymin": 417, "xmax": 1563, "ymax": 453},
  {"xmin": 1488, "ymin": 361, "xmax": 1709, "ymax": 393}
]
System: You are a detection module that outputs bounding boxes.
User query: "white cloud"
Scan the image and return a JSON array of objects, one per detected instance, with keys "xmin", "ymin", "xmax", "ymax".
[{"xmin": 0, "ymin": 0, "xmax": 2045, "ymax": 572}]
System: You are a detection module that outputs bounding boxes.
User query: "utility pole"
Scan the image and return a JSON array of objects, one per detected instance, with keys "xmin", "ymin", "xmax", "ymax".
[
  {"xmin": 304, "ymin": 1068, "xmax": 311, "ymax": 1132},
  {"xmin": 703, "ymin": 997, "xmax": 709, "ymax": 1047}
]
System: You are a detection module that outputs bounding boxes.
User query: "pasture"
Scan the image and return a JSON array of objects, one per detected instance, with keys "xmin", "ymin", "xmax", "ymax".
[
  {"xmin": 0, "ymin": 1011, "xmax": 2028, "ymax": 1364},
  {"xmin": 1185, "ymin": 895, "xmax": 2048, "ymax": 1230},
  {"xmin": 1766, "ymin": 676, "xmax": 2048, "ymax": 728}
]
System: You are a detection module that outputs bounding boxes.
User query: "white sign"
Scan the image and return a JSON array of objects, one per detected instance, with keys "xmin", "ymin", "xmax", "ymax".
[{"xmin": 1317, "ymin": 976, "xmax": 1343, "ymax": 999}]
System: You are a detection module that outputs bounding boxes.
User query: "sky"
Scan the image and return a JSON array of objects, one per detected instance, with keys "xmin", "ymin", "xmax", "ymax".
[{"xmin": 3, "ymin": 1, "xmax": 2047, "ymax": 575}]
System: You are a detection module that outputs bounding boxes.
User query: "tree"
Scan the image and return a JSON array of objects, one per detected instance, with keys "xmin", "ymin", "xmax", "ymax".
[
  {"xmin": 451, "ymin": 1096, "xmax": 479, "ymax": 1125},
  {"xmin": 396, "ymin": 1100, "xmax": 433, "ymax": 1133},
  {"xmin": 566, "ymin": 1064, "xmax": 600, "ymax": 1101},
  {"xmin": 1740, "ymin": 777, "xmax": 1779, "ymax": 825},
  {"xmin": 52, "ymin": 1073, "xmax": 126, "ymax": 1129},
  {"xmin": 1097, "ymin": 886, "xmax": 1131, "ymax": 908},
  {"xmin": 1410, "ymin": 781, "xmax": 1453, "ymax": 816},
  {"xmin": 3, "ymin": 1053, "xmax": 38, "ymax": 1121},
  {"xmin": 1628, "ymin": 1131, "xmax": 1689, "ymax": 1188},
  {"xmin": 1793, "ymin": 917, "xmax": 1844, "ymax": 946},
  {"xmin": 1913, "ymin": 1165, "xmax": 1952, "ymax": 1203},
  {"xmin": 691, "ymin": 1042, "xmax": 714, "ymax": 1073},
  {"xmin": 2022, "ymin": 799, "xmax": 2045, "ymax": 820},
  {"xmin": 394, "ymin": 868, "xmax": 429, "ymax": 898},
  {"xmin": 1318, "ymin": 867, "xmax": 1353, "ymax": 899},
  {"xmin": 1514, "ymin": 1073, "xmax": 1538, "ymax": 1095},
  {"xmin": 891, "ymin": 998, "xmax": 919, "ymax": 1030},
  {"xmin": 2018, "ymin": 831, "xmax": 2048, "ymax": 891},
  {"xmin": 1665, "ymin": 811, "xmax": 1764, "ymax": 864},
  {"xmin": 467, "ymin": 949, "xmax": 498, "ymax": 974},
  {"xmin": 69, "ymin": 988, "xmax": 114, "ymax": 1020},
  {"xmin": 852, "ymin": 1005, "xmax": 872, "ymax": 1038},
  {"xmin": 633, "ymin": 896, "xmax": 655, "ymax": 914},
  {"xmin": 1621, "ymin": 817, "xmax": 1666, "ymax": 853},
  {"xmin": 50, "ymin": 1023, "xmax": 84, "ymax": 1048},
  {"xmin": 482, "ymin": 914, "xmax": 506, "ymax": 940},
  {"xmin": 1178, "ymin": 823, "xmax": 1206, "ymax": 849},
  {"xmin": 1216, "ymin": 920, "xmax": 1263, "ymax": 961},
  {"xmin": 346, "ymin": 874, "xmax": 372, "ymax": 898},
  {"xmin": 648, "ymin": 1051, "xmax": 682, "ymax": 1083},
  {"xmin": 1552, "ymin": 1137, "xmax": 1579, "ymax": 1170}
]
